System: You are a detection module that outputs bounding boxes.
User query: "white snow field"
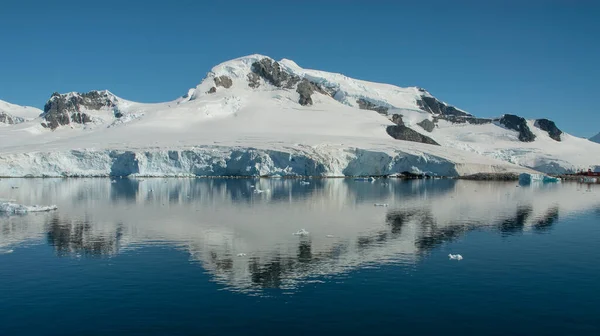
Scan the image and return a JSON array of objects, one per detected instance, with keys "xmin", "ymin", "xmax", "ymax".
[{"xmin": 0, "ymin": 54, "xmax": 598, "ymax": 177}]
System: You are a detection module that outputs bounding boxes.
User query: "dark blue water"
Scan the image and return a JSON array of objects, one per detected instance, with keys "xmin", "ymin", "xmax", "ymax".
[{"xmin": 1, "ymin": 178, "xmax": 599, "ymax": 335}]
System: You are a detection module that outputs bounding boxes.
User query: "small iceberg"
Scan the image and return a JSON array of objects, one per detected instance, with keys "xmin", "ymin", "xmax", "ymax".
[
  {"xmin": 236, "ymin": 253, "xmax": 247, "ymax": 257},
  {"xmin": 374, "ymin": 203, "xmax": 389, "ymax": 207},
  {"xmin": 299, "ymin": 181, "xmax": 310, "ymax": 185},
  {"xmin": 354, "ymin": 177, "xmax": 375, "ymax": 182},
  {"xmin": 293, "ymin": 229, "xmax": 310, "ymax": 236},
  {"xmin": 253, "ymin": 188, "xmax": 270, "ymax": 194},
  {"xmin": 518, "ymin": 173, "xmax": 561, "ymax": 185},
  {"xmin": 0, "ymin": 249, "xmax": 14, "ymax": 254},
  {"xmin": 448, "ymin": 254, "xmax": 463, "ymax": 261},
  {"xmin": 325, "ymin": 234, "xmax": 335, "ymax": 238},
  {"xmin": 0, "ymin": 202, "xmax": 58, "ymax": 215}
]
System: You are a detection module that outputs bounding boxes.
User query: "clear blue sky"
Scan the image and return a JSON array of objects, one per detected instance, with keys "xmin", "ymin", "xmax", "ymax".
[{"xmin": 1, "ymin": 0, "xmax": 599, "ymax": 136}]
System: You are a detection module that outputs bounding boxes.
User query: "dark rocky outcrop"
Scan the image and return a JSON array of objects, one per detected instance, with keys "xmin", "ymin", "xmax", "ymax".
[
  {"xmin": 247, "ymin": 72, "xmax": 260, "ymax": 88},
  {"xmin": 297, "ymin": 79, "xmax": 316, "ymax": 106},
  {"xmin": 356, "ymin": 99, "xmax": 388, "ymax": 114},
  {"xmin": 214, "ymin": 75, "xmax": 233, "ymax": 89},
  {"xmin": 70, "ymin": 112, "xmax": 92, "ymax": 124},
  {"xmin": 207, "ymin": 87, "xmax": 217, "ymax": 94},
  {"xmin": 498, "ymin": 114, "xmax": 536, "ymax": 142},
  {"xmin": 386, "ymin": 125, "xmax": 440, "ymax": 145},
  {"xmin": 417, "ymin": 96, "xmax": 470, "ymax": 116},
  {"xmin": 251, "ymin": 58, "xmax": 300, "ymax": 89},
  {"xmin": 458, "ymin": 173, "xmax": 519, "ymax": 181},
  {"xmin": 41, "ymin": 91, "xmax": 117, "ymax": 130},
  {"xmin": 435, "ymin": 115, "xmax": 493, "ymax": 125},
  {"xmin": 534, "ymin": 118, "xmax": 562, "ymax": 141},
  {"xmin": 0, "ymin": 112, "xmax": 24, "ymax": 125},
  {"xmin": 417, "ymin": 119, "xmax": 435, "ymax": 132},
  {"xmin": 391, "ymin": 114, "xmax": 404, "ymax": 126}
]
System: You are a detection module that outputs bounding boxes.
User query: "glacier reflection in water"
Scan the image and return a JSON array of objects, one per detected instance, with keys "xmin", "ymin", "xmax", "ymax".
[{"xmin": 1, "ymin": 178, "xmax": 599, "ymax": 294}]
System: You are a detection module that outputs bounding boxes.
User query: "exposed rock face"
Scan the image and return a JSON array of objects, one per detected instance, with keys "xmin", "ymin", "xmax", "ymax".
[
  {"xmin": 247, "ymin": 73, "xmax": 260, "ymax": 88},
  {"xmin": 296, "ymin": 79, "xmax": 316, "ymax": 106},
  {"xmin": 436, "ymin": 115, "xmax": 492, "ymax": 125},
  {"xmin": 207, "ymin": 87, "xmax": 217, "ymax": 94},
  {"xmin": 42, "ymin": 91, "xmax": 117, "ymax": 130},
  {"xmin": 251, "ymin": 58, "xmax": 300, "ymax": 89},
  {"xmin": 534, "ymin": 118, "xmax": 562, "ymax": 141},
  {"xmin": 498, "ymin": 114, "xmax": 536, "ymax": 142},
  {"xmin": 417, "ymin": 119, "xmax": 435, "ymax": 132},
  {"xmin": 356, "ymin": 99, "xmax": 388, "ymax": 114},
  {"xmin": 0, "ymin": 112, "xmax": 25, "ymax": 125},
  {"xmin": 386, "ymin": 125, "xmax": 440, "ymax": 145},
  {"xmin": 391, "ymin": 114, "xmax": 404, "ymax": 126},
  {"xmin": 417, "ymin": 96, "xmax": 470, "ymax": 116},
  {"xmin": 214, "ymin": 75, "xmax": 233, "ymax": 89}
]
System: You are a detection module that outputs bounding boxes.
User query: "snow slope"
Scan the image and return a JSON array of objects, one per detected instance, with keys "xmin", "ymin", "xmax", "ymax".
[
  {"xmin": 590, "ymin": 132, "xmax": 600, "ymax": 144},
  {"xmin": 0, "ymin": 54, "xmax": 596, "ymax": 176},
  {"xmin": 0, "ymin": 100, "xmax": 43, "ymax": 125}
]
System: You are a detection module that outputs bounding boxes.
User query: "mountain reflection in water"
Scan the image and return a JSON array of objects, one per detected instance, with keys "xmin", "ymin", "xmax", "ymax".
[{"xmin": 1, "ymin": 178, "xmax": 598, "ymax": 293}]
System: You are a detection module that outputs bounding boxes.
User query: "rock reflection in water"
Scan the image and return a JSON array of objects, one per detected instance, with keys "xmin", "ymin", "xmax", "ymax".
[{"xmin": 0, "ymin": 178, "xmax": 598, "ymax": 293}]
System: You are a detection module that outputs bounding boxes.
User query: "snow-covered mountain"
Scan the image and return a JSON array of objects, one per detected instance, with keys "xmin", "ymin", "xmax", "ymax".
[
  {"xmin": 0, "ymin": 100, "xmax": 42, "ymax": 125},
  {"xmin": 0, "ymin": 54, "xmax": 598, "ymax": 177}
]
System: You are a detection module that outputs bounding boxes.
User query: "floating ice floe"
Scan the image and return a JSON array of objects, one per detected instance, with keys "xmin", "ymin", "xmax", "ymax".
[
  {"xmin": 518, "ymin": 173, "xmax": 561, "ymax": 185},
  {"xmin": 299, "ymin": 181, "xmax": 310, "ymax": 185},
  {"xmin": 374, "ymin": 203, "xmax": 389, "ymax": 207},
  {"xmin": 293, "ymin": 229, "xmax": 310, "ymax": 236},
  {"xmin": 448, "ymin": 254, "xmax": 463, "ymax": 261},
  {"xmin": 0, "ymin": 202, "xmax": 58, "ymax": 215},
  {"xmin": 0, "ymin": 249, "xmax": 14, "ymax": 254},
  {"xmin": 325, "ymin": 235, "xmax": 335, "ymax": 238},
  {"xmin": 253, "ymin": 188, "xmax": 270, "ymax": 194},
  {"xmin": 236, "ymin": 253, "xmax": 247, "ymax": 257}
]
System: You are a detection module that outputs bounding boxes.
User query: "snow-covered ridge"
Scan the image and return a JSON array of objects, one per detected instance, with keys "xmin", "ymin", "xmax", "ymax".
[
  {"xmin": 590, "ymin": 132, "xmax": 600, "ymax": 144},
  {"xmin": 0, "ymin": 100, "xmax": 42, "ymax": 125},
  {"xmin": 0, "ymin": 54, "xmax": 599, "ymax": 176}
]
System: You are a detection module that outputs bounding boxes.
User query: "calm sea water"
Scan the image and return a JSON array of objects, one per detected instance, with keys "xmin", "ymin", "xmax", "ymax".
[{"xmin": 1, "ymin": 178, "xmax": 599, "ymax": 336}]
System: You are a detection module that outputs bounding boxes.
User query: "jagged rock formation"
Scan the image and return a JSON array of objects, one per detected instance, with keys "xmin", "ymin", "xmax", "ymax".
[
  {"xmin": 386, "ymin": 125, "xmax": 440, "ymax": 145},
  {"xmin": 498, "ymin": 114, "xmax": 536, "ymax": 142},
  {"xmin": 41, "ymin": 91, "xmax": 117, "ymax": 130},
  {"xmin": 0, "ymin": 112, "xmax": 24, "ymax": 125},
  {"xmin": 251, "ymin": 58, "xmax": 300, "ymax": 89},
  {"xmin": 417, "ymin": 96, "xmax": 469, "ymax": 116},
  {"xmin": 417, "ymin": 119, "xmax": 435, "ymax": 132},
  {"xmin": 535, "ymin": 119, "xmax": 562, "ymax": 141},
  {"xmin": 214, "ymin": 75, "xmax": 233, "ymax": 89},
  {"xmin": 356, "ymin": 99, "xmax": 388, "ymax": 114},
  {"xmin": 436, "ymin": 115, "xmax": 493, "ymax": 125},
  {"xmin": 296, "ymin": 79, "xmax": 316, "ymax": 106},
  {"xmin": 247, "ymin": 73, "xmax": 260, "ymax": 88}
]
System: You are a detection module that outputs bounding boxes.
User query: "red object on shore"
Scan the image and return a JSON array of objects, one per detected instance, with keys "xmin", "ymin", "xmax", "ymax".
[{"xmin": 575, "ymin": 169, "xmax": 600, "ymax": 177}]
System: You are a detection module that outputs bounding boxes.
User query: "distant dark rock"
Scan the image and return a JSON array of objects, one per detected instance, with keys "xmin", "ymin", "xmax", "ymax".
[
  {"xmin": 0, "ymin": 112, "xmax": 24, "ymax": 125},
  {"xmin": 297, "ymin": 79, "xmax": 315, "ymax": 106},
  {"xmin": 417, "ymin": 119, "xmax": 435, "ymax": 132},
  {"xmin": 356, "ymin": 99, "xmax": 388, "ymax": 114},
  {"xmin": 436, "ymin": 115, "xmax": 493, "ymax": 125},
  {"xmin": 386, "ymin": 125, "xmax": 440, "ymax": 145},
  {"xmin": 391, "ymin": 114, "xmax": 404, "ymax": 126},
  {"xmin": 251, "ymin": 58, "xmax": 300, "ymax": 89},
  {"xmin": 207, "ymin": 87, "xmax": 217, "ymax": 94},
  {"xmin": 458, "ymin": 173, "xmax": 519, "ymax": 181},
  {"xmin": 247, "ymin": 72, "xmax": 260, "ymax": 88},
  {"xmin": 498, "ymin": 114, "xmax": 536, "ymax": 142},
  {"xmin": 214, "ymin": 75, "xmax": 233, "ymax": 89},
  {"xmin": 417, "ymin": 96, "xmax": 470, "ymax": 116},
  {"xmin": 42, "ymin": 91, "xmax": 117, "ymax": 130},
  {"xmin": 534, "ymin": 118, "xmax": 562, "ymax": 141},
  {"xmin": 70, "ymin": 112, "xmax": 92, "ymax": 124}
]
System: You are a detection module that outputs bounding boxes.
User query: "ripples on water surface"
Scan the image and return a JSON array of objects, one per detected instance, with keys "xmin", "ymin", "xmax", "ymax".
[{"xmin": 1, "ymin": 178, "xmax": 599, "ymax": 335}]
